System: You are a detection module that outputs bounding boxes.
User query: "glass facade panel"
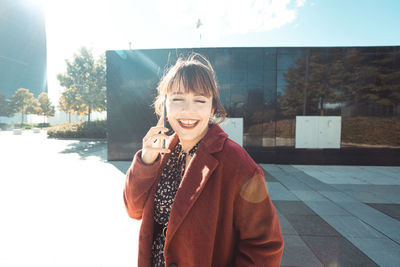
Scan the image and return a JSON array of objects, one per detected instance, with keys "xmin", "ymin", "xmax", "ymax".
[
  {"xmin": 340, "ymin": 48, "xmax": 400, "ymax": 148},
  {"xmin": 262, "ymin": 85, "xmax": 276, "ymax": 147},
  {"xmin": 107, "ymin": 46, "xmax": 400, "ymax": 161},
  {"xmin": 264, "ymin": 53, "xmax": 276, "ymax": 71},
  {"xmin": 275, "ymin": 49, "xmax": 305, "ymax": 147}
]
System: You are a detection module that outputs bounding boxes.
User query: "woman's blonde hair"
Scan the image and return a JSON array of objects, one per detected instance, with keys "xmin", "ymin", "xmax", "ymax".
[{"xmin": 153, "ymin": 53, "xmax": 226, "ymax": 124}]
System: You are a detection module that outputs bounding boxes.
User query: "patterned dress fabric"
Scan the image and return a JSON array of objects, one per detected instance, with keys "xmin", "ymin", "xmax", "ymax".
[{"xmin": 151, "ymin": 140, "xmax": 201, "ymax": 267}]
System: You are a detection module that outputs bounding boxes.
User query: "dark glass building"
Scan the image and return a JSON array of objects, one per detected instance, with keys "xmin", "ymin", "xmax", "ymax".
[
  {"xmin": 0, "ymin": 0, "xmax": 47, "ymax": 98},
  {"xmin": 106, "ymin": 47, "xmax": 400, "ymax": 165}
]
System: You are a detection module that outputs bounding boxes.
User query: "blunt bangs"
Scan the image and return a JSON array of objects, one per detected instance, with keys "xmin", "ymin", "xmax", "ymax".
[{"xmin": 165, "ymin": 63, "xmax": 214, "ymax": 98}]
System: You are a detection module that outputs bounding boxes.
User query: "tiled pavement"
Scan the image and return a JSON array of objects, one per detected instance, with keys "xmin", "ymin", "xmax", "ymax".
[
  {"xmin": 261, "ymin": 164, "xmax": 400, "ymax": 267},
  {"xmin": 1, "ymin": 130, "xmax": 399, "ymax": 266}
]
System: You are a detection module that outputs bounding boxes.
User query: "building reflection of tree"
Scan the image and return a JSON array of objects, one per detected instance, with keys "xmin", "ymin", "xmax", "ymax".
[{"xmin": 278, "ymin": 48, "xmax": 400, "ymax": 147}]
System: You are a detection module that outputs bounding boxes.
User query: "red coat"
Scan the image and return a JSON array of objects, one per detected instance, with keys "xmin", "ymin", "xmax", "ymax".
[{"xmin": 124, "ymin": 124, "xmax": 284, "ymax": 267}]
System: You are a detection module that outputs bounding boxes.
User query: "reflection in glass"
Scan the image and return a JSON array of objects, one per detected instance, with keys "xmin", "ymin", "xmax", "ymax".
[
  {"xmin": 107, "ymin": 46, "xmax": 400, "ymax": 160},
  {"xmin": 276, "ymin": 50, "xmax": 305, "ymax": 146}
]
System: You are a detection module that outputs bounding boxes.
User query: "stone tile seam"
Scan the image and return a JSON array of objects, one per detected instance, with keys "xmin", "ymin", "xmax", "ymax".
[
  {"xmin": 262, "ymin": 169, "xmax": 316, "ymax": 193},
  {"xmin": 319, "ymin": 214, "xmax": 388, "ymax": 239},
  {"xmin": 359, "ymin": 166, "xmax": 400, "ymax": 180},
  {"xmin": 283, "ymin": 166, "xmax": 397, "ymax": 212},
  {"xmin": 260, "ymin": 166, "xmax": 306, "ymax": 196},
  {"xmin": 296, "ymin": 204, "xmax": 385, "ymax": 266},
  {"xmin": 347, "ymin": 237, "xmax": 400, "ymax": 267},
  {"xmin": 310, "ymin": 190, "xmax": 400, "ymax": 244},
  {"xmin": 263, "ymin": 164, "xmax": 400, "ymax": 257},
  {"xmin": 282, "ymin": 232, "xmax": 325, "ymax": 266},
  {"xmin": 283, "ymin": 166, "xmax": 400, "ymax": 260},
  {"xmin": 295, "ymin": 233, "xmax": 340, "ymax": 267},
  {"xmin": 286, "ymin": 167, "xmax": 354, "ymax": 193},
  {"xmin": 276, "ymin": 212, "xmax": 325, "ymax": 266},
  {"xmin": 325, "ymin": 200, "xmax": 400, "ymax": 245}
]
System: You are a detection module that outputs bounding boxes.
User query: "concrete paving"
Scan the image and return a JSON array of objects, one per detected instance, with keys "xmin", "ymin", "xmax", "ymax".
[
  {"xmin": 262, "ymin": 164, "xmax": 400, "ymax": 267},
  {"xmin": 1, "ymin": 129, "xmax": 399, "ymax": 266},
  {"xmin": 0, "ymin": 130, "xmax": 137, "ymax": 267}
]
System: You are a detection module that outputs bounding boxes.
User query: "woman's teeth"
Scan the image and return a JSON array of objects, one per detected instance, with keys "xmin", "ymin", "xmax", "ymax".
[{"xmin": 178, "ymin": 119, "xmax": 199, "ymax": 128}]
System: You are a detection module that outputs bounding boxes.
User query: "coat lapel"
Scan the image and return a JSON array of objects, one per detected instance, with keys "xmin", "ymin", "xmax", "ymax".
[
  {"xmin": 165, "ymin": 150, "xmax": 218, "ymax": 247},
  {"xmin": 165, "ymin": 124, "xmax": 227, "ymax": 249}
]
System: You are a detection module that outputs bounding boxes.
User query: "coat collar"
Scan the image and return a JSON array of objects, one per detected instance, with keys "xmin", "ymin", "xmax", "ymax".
[
  {"xmin": 165, "ymin": 123, "xmax": 228, "ymax": 155},
  {"xmin": 162, "ymin": 123, "xmax": 228, "ymax": 249}
]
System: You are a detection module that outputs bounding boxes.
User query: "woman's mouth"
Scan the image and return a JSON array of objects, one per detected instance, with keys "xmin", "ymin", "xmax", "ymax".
[{"xmin": 178, "ymin": 119, "xmax": 200, "ymax": 129}]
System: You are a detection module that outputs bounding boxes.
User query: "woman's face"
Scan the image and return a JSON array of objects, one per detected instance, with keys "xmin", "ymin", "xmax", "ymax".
[{"xmin": 166, "ymin": 86, "xmax": 214, "ymax": 144}]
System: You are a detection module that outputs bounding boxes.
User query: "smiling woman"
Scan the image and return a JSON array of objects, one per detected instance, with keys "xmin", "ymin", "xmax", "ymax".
[
  {"xmin": 123, "ymin": 53, "xmax": 284, "ymax": 267},
  {"xmin": 152, "ymin": 54, "xmax": 227, "ymax": 153}
]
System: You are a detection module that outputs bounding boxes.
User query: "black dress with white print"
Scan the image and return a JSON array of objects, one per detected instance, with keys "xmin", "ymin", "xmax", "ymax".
[{"xmin": 151, "ymin": 140, "xmax": 201, "ymax": 267}]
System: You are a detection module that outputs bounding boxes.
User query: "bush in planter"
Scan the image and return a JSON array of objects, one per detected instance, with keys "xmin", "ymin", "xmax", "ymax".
[
  {"xmin": 36, "ymin": 122, "xmax": 51, "ymax": 128},
  {"xmin": 14, "ymin": 123, "xmax": 33, "ymax": 129},
  {"xmin": 47, "ymin": 120, "xmax": 107, "ymax": 139}
]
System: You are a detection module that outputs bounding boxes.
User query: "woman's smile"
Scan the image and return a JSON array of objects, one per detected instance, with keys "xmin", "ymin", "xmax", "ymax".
[{"xmin": 177, "ymin": 119, "xmax": 200, "ymax": 129}]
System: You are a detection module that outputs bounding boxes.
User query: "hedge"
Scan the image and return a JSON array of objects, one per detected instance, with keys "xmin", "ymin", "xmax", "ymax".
[{"xmin": 47, "ymin": 120, "xmax": 107, "ymax": 139}]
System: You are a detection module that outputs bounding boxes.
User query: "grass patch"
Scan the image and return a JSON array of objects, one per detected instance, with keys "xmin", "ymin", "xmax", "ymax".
[{"xmin": 342, "ymin": 116, "xmax": 400, "ymax": 146}]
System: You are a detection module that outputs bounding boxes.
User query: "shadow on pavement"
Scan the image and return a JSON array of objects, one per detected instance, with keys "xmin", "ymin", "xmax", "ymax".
[
  {"xmin": 59, "ymin": 140, "xmax": 107, "ymax": 161},
  {"xmin": 58, "ymin": 139, "xmax": 133, "ymax": 175}
]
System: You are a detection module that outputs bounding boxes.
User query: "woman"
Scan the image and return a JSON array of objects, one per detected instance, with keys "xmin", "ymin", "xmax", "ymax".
[{"xmin": 124, "ymin": 53, "xmax": 284, "ymax": 267}]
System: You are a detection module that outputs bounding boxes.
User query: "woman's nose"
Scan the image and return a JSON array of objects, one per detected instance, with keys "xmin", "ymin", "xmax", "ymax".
[{"xmin": 181, "ymin": 99, "xmax": 193, "ymax": 112}]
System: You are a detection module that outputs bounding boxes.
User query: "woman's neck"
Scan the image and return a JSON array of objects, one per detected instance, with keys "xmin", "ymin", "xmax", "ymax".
[{"xmin": 179, "ymin": 126, "xmax": 209, "ymax": 153}]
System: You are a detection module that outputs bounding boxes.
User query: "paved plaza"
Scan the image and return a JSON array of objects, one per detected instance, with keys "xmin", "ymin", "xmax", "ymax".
[
  {"xmin": 0, "ymin": 129, "xmax": 399, "ymax": 266},
  {"xmin": 262, "ymin": 164, "xmax": 400, "ymax": 267}
]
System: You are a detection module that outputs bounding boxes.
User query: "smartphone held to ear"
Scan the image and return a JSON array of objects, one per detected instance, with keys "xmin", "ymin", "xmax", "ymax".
[{"xmin": 162, "ymin": 96, "xmax": 167, "ymax": 149}]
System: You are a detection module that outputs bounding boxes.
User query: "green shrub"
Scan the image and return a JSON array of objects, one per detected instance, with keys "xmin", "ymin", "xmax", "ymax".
[
  {"xmin": 36, "ymin": 122, "xmax": 51, "ymax": 128},
  {"xmin": 47, "ymin": 120, "xmax": 107, "ymax": 139},
  {"xmin": 14, "ymin": 123, "xmax": 32, "ymax": 129},
  {"xmin": 0, "ymin": 123, "xmax": 9, "ymax": 130}
]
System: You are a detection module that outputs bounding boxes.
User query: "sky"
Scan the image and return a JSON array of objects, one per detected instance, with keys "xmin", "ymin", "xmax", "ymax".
[{"xmin": 24, "ymin": 0, "xmax": 400, "ymax": 104}]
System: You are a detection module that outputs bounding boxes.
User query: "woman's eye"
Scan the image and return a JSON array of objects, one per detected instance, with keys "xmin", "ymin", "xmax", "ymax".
[
  {"xmin": 195, "ymin": 100, "xmax": 206, "ymax": 103},
  {"xmin": 172, "ymin": 99, "xmax": 183, "ymax": 102}
]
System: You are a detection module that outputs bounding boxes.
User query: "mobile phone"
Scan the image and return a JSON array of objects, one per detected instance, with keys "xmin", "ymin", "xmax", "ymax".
[{"xmin": 162, "ymin": 96, "xmax": 167, "ymax": 149}]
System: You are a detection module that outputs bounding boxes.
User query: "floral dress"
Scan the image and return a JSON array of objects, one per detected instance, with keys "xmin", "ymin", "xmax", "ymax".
[{"xmin": 151, "ymin": 140, "xmax": 201, "ymax": 267}]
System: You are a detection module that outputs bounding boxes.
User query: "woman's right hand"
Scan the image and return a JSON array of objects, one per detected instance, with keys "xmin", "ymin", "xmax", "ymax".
[{"xmin": 141, "ymin": 117, "xmax": 171, "ymax": 165}]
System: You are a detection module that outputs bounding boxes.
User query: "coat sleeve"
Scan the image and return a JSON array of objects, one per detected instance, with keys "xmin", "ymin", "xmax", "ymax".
[
  {"xmin": 123, "ymin": 150, "xmax": 162, "ymax": 220},
  {"xmin": 232, "ymin": 166, "xmax": 284, "ymax": 267}
]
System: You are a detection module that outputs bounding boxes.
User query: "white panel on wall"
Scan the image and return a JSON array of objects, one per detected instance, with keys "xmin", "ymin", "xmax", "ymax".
[
  {"xmin": 295, "ymin": 116, "xmax": 319, "ymax": 148},
  {"xmin": 220, "ymin": 118, "xmax": 243, "ymax": 147},
  {"xmin": 317, "ymin": 116, "xmax": 341, "ymax": 148},
  {"xmin": 295, "ymin": 116, "xmax": 341, "ymax": 149}
]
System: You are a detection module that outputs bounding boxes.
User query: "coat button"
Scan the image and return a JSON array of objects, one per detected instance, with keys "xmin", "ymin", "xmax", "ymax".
[{"xmin": 169, "ymin": 264, "xmax": 177, "ymax": 267}]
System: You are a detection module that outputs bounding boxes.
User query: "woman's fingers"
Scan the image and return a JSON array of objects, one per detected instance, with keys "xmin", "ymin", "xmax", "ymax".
[
  {"xmin": 141, "ymin": 120, "xmax": 171, "ymax": 165},
  {"xmin": 144, "ymin": 147, "xmax": 171, "ymax": 153},
  {"xmin": 143, "ymin": 133, "xmax": 168, "ymax": 146},
  {"xmin": 144, "ymin": 126, "xmax": 169, "ymax": 139}
]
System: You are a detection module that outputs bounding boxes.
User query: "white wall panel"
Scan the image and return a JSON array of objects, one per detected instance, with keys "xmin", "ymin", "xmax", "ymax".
[
  {"xmin": 220, "ymin": 118, "xmax": 243, "ymax": 147},
  {"xmin": 296, "ymin": 116, "xmax": 341, "ymax": 149}
]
